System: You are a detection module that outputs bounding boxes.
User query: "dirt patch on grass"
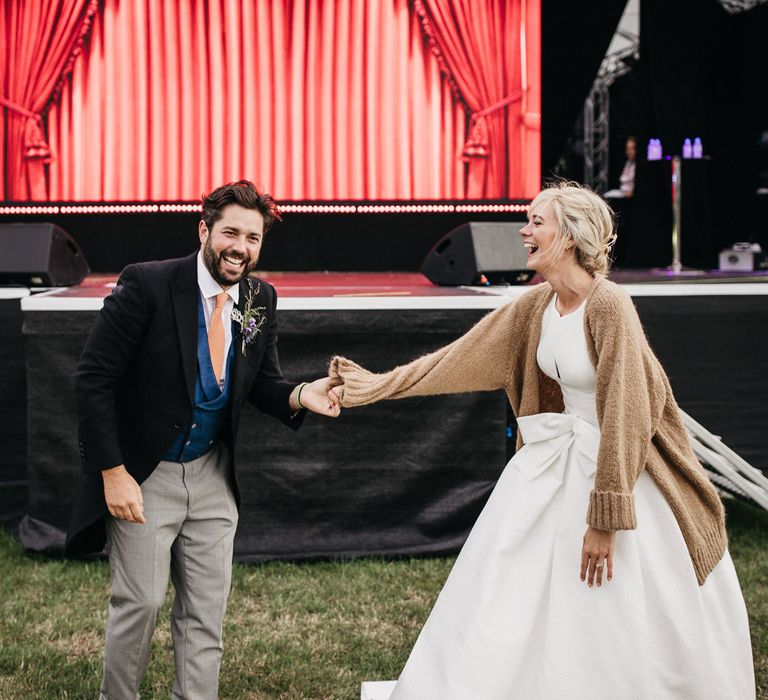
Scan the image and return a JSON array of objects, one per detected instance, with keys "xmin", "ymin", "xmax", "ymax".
[{"xmin": 46, "ymin": 629, "xmax": 103, "ymax": 660}]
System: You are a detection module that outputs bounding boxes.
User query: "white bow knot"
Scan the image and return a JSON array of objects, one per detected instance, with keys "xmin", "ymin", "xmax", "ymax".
[{"xmin": 512, "ymin": 413, "xmax": 600, "ymax": 482}]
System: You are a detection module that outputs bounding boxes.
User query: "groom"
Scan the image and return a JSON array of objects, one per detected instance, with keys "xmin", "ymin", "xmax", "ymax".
[{"xmin": 65, "ymin": 180, "xmax": 340, "ymax": 699}]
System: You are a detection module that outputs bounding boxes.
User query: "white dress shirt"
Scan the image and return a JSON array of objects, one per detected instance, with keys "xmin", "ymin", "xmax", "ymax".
[
  {"xmin": 196, "ymin": 252, "xmax": 239, "ymax": 385},
  {"xmin": 619, "ymin": 159, "xmax": 636, "ymax": 195}
]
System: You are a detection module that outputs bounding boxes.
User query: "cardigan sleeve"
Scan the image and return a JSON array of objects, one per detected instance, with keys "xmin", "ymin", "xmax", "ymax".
[
  {"xmin": 586, "ymin": 285, "xmax": 666, "ymax": 530},
  {"xmin": 329, "ymin": 300, "xmax": 522, "ymax": 407}
]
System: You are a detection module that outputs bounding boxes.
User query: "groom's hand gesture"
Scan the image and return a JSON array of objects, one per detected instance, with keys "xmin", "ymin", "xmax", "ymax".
[
  {"xmin": 102, "ymin": 465, "xmax": 145, "ymax": 524},
  {"xmin": 290, "ymin": 377, "xmax": 342, "ymax": 417}
]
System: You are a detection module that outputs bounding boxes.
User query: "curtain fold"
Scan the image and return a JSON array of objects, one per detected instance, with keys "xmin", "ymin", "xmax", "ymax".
[
  {"xmin": 0, "ymin": 0, "xmax": 99, "ymax": 199},
  {"xmin": 46, "ymin": 0, "xmax": 469, "ymax": 201},
  {"xmin": 413, "ymin": 0, "xmax": 540, "ymax": 198}
]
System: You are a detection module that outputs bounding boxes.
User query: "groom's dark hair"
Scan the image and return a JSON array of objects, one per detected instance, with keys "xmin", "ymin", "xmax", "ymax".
[{"xmin": 201, "ymin": 180, "xmax": 282, "ymax": 233}]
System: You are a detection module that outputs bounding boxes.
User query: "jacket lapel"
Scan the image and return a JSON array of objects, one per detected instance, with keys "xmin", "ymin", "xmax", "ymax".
[{"xmin": 171, "ymin": 252, "xmax": 199, "ymax": 405}]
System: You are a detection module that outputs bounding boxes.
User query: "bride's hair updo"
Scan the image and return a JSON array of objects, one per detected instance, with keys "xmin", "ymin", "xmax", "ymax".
[{"xmin": 531, "ymin": 181, "xmax": 617, "ymax": 276}]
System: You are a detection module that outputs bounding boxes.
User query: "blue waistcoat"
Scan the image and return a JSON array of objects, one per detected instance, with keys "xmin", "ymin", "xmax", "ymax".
[{"xmin": 164, "ymin": 296, "xmax": 235, "ymax": 463}]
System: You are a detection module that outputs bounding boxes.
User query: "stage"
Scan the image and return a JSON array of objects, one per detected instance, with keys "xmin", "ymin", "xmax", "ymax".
[{"xmin": 4, "ymin": 270, "xmax": 768, "ymax": 559}]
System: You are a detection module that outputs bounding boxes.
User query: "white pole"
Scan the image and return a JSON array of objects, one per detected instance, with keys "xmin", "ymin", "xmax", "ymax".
[{"xmin": 670, "ymin": 155, "xmax": 683, "ymax": 272}]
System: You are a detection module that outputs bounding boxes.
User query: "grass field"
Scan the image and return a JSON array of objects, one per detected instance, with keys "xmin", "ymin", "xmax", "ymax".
[{"xmin": 1, "ymin": 496, "xmax": 766, "ymax": 699}]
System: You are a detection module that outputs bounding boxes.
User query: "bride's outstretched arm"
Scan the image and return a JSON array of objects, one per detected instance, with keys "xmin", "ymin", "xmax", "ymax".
[{"xmin": 328, "ymin": 299, "xmax": 523, "ymax": 408}]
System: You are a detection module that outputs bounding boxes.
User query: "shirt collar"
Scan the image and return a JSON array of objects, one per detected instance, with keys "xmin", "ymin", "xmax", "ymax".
[{"xmin": 196, "ymin": 251, "xmax": 240, "ymax": 305}]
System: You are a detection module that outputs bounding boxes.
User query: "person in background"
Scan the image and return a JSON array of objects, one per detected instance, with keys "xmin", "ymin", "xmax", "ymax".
[
  {"xmin": 604, "ymin": 135, "xmax": 637, "ymax": 199},
  {"xmin": 619, "ymin": 135, "xmax": 637, "ymax": 196}
]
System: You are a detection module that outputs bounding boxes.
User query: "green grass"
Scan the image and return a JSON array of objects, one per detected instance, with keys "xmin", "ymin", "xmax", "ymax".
[
  {"xmin": 0, "ymin": 497, "xmax": 766, "ymax": 699},
  {"xmin": 726, "ymin": 497, "xmax": 768, "ymax": 699}
]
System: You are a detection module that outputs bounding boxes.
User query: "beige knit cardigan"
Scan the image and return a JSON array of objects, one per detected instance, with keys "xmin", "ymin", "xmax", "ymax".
[{"xmin": 329, "ymin": 277, "xmax": 726, "ymax": 585}]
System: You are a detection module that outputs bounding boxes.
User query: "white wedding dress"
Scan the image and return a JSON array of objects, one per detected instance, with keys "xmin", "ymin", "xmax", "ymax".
[{"xmin": 386, "ymin": 295, "xmax": 754, "ymax": 699}]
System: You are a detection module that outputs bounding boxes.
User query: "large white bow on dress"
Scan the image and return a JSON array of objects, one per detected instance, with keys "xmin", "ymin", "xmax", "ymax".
[{"xmin": 512, "ymin": 413, "xmax": 600, "ymax": 482}]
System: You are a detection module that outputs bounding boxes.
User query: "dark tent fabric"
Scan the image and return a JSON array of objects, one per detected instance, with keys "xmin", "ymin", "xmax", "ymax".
[
  {"xmin": 541, "ymin": 0, "xmax": 628, "ymax": 176},
  {"xmin": 0, "ymin": 298, "xmax": 27, "ymax": 530},
  {"xmin": 635, "ymin": 0, "xmax": 768, "ymax": 261},
  {"xmin": 11, "ymin": 295, "xmax": 768, "ymax": 559}
]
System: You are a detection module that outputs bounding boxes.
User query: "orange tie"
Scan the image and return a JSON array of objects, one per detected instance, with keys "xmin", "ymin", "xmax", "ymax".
[{"xmin": 208, "ymin": 292, "xmax": 228, "ymax": 384}]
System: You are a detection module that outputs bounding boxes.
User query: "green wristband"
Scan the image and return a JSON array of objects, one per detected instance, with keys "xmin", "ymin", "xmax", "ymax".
[{"xmin": 296, "ymin": 382, "xmax": 309, "ymax": 410}]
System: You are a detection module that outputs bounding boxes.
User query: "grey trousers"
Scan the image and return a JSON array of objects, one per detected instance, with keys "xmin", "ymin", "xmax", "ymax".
[{"xmin": 99, "ymin": 446, "xmax": 238, "ymax": 700}]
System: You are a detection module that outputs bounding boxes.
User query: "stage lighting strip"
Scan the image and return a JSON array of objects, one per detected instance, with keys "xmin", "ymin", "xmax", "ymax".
[{"xmin": 0, "ymin": 203, "xmax": 530, "ymax": 215}]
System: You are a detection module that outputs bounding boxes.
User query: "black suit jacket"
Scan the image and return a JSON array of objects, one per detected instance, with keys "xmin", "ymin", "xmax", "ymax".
[{"xmin": 65, "ymin": 252, "xmax": 303, "ymax": 556}]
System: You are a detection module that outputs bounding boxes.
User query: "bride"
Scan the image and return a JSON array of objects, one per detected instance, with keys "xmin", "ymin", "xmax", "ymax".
[{"xmin": 329, "ymin": 182, "xmax": 754, "ymax": 699}]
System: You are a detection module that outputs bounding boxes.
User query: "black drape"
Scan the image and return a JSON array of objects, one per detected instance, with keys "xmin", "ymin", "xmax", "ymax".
[
  {"xmin": 541, "ymin": 0, "xmax": 627, "ymax": 177},
  {"xmin": 0, "ymin": 298, "xmax": 27, "ymax": 529}
]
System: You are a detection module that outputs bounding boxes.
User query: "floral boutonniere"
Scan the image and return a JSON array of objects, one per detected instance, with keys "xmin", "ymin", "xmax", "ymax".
[{"xmin": 230, "ymin": 279, "xmax": 267, "ymax": 355}]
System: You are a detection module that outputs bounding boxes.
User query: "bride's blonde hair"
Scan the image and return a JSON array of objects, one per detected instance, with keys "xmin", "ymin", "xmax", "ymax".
[{"xmin": 530, "ymin": 181, "xmax": 617, "ymax": 276}]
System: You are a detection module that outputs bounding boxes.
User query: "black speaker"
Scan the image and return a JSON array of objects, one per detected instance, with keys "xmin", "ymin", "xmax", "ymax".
[
  {"xmin": 421, "ymin": 222, "xmax": 533, "ymax": 285},
  {"xmin": 0, "ymin": 223, "xmax": 90, "ymax": 286}
]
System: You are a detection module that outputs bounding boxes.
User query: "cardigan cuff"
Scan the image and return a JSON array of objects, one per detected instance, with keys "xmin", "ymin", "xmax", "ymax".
[
  {"xmin": 328, "ymin": 356, "xmax": 380, "ymax": 407},
  {"xmin": 587, "ymin": 490, "xmax": 637, "ymax": 530}
]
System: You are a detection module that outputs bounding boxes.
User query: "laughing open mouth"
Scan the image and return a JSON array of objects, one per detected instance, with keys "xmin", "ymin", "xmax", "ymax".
[
  {"xmin": 524, "ymin": 243, "xmax": 539, "ymax": 255},
  {"xmin": 221, "ymin": 254, "xmax": 246, "ymax": 268}
]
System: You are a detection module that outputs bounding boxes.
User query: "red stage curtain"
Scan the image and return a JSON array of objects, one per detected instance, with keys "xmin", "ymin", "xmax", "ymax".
[
  {"xmin": 45, "ymin": 0, "xmax": 469, "ymax": 201},
  {"xmin": 414, "ymin": 0, "xmax": 540, "ymax": 199},
  {"xmin": 0, "ymin": 0, "xmax": 99, "ymax": 200}
]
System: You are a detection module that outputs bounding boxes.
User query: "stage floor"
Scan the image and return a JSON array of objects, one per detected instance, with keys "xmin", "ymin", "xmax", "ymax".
[{"xmin": 18, "ymin": 269, "xmax": 768, "ymax": 312}]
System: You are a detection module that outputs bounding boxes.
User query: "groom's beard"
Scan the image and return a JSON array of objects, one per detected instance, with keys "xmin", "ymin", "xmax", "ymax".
[{"xmin": 202, "ymin": 237, "xmax": 258, "ymax": 287}]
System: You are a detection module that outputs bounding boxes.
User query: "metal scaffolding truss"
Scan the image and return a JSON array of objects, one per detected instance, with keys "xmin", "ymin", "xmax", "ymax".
[
  {"xmin": 583, "ymin": 83, "xmax": 610, "ymax": 194},
  {"xmin": 583, "ymin": 31, "xmax": 639, "ymax": 192}
]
